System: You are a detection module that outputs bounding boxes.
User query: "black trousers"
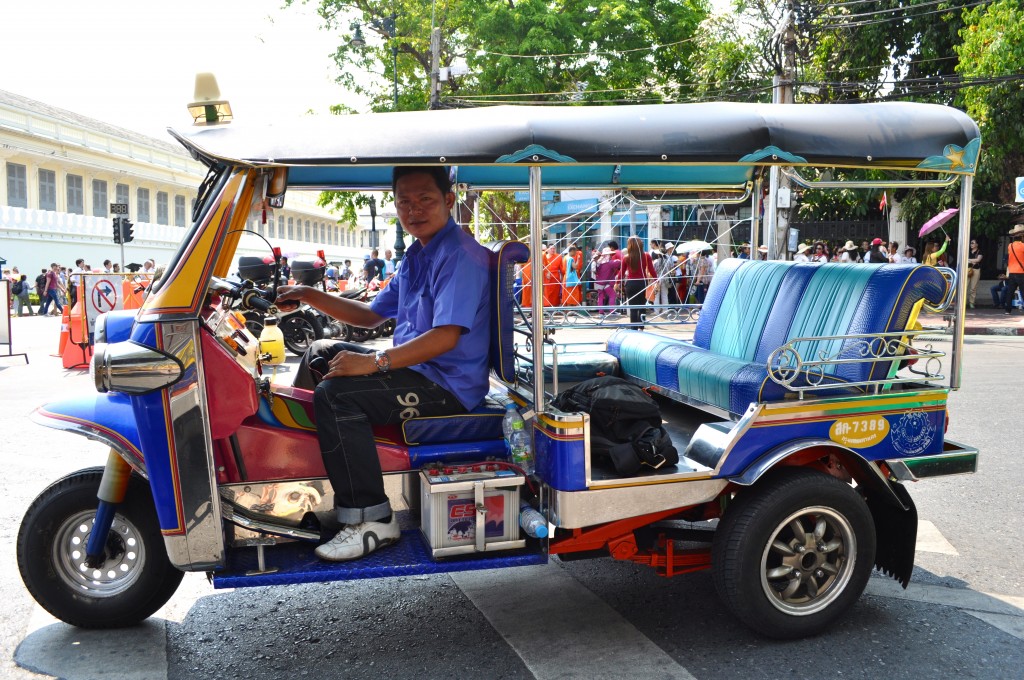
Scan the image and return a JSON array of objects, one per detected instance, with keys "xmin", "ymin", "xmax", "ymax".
[
  {"xmin": 294, "ymin": 340, "xmax": 466, "ymax": 524},
  {"xmin": 1005, "ymin": 273, "xmax": 1024, "ymax": 313},
  {"xmin": 624, "ymin": 279, "xmax": 648, "ymax": 327}
]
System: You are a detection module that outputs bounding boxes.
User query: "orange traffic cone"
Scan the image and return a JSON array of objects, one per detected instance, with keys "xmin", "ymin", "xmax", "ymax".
[
  {"xmin": 62, "ymin": 301, "xmax": 92, "ymax": 369},
  {"xmin": 55, "ymin": 304, "xmax": 71, "ymax": 357}
]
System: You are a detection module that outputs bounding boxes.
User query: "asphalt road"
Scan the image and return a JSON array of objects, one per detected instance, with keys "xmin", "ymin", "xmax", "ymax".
[{"xmin": 1, "ymin": 315, "xmax": 1022, "ymax": 680}]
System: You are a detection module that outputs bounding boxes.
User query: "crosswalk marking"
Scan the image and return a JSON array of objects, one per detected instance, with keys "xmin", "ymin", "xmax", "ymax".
[
  {"xmin": 452, "ymin": 563, "xmax": 698, "ymax": 680},
  {"xmin": 916, "ymin": 519, "xmax": 959, "ymax": 555}
]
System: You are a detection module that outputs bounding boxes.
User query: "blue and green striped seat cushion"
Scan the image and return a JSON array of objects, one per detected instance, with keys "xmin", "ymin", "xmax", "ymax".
[{"xmin": 607, "ymin": 260, "xmax": 948, "ymax": 413}]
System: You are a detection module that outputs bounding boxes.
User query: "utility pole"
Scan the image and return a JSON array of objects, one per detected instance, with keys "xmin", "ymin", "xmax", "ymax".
[
  {"xmin": 766, "ymin": 1, "xmax": 797, "ymax": 260},
  {"xmin": 429, "ymin": 27, "xmax": 441, "ymax": 110}
]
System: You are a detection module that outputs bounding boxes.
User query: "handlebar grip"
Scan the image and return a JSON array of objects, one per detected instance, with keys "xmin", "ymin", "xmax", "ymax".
[{"xmin": 242, "ymin": 289, "xmax": 274, "ymax": 312}]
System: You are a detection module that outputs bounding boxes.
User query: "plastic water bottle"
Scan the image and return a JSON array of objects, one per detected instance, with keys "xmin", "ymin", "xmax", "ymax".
[
  {"xmin": 519, "ymin": 502, "xmax": 548, "ymax": 539},
  {"xmin": 502, "ymin": 403, "xmax": 534, "ymax": 474},
  {"xmin": 258, "ymin": 317, "xmax": 286, "ymax": 365}
]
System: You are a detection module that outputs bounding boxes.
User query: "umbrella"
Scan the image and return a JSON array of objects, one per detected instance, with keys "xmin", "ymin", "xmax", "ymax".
[
  {"xmin": 675, "ymin": 240, "xmax": 712, "ymax": 254},
  {"xmin": 919, "ymin": 208, "xmax": 958, "ymax": 239}
]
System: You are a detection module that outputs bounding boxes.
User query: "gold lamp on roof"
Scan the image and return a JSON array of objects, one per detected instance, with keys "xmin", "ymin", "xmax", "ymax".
[{"xmin": 188, "ymin": 72, "xmax": 233, "ymax": 126}]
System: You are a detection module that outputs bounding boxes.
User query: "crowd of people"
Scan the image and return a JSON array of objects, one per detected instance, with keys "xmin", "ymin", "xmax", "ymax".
[{"xmin": 3, "ymin": 258, "xmax": 157, "ymax": 317}]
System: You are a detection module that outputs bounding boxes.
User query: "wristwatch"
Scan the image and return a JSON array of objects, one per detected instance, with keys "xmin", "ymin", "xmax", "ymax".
[{"xmin": 374, "ymin": 350, "xmax": 391, "ymax": 373}]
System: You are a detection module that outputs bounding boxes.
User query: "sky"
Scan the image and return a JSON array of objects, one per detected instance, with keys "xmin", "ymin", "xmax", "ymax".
[
  {"xmin": 2, "ymin": 1, "xmax": 736, "ymax": 142},
  {"xmin": 1, "ymin": 0, "xmax": 357, "ymax": 140}
]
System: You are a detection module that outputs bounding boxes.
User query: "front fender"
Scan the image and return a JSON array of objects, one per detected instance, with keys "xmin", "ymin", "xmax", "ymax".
[{"xmin": 31, "ymin": 393, "xmax": 146, "ymax": 475}]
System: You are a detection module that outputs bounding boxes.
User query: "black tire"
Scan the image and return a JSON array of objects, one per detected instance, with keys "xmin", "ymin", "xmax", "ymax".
[
  {"xmin": 349, "ymin": 326, "xmax": 374, "ymax": 343},
  {"xmin": 243, "ymin": 311, "xmax": 264, "ymax": 337},
  {"xmin": 17, "ymin": 467, "xmax": 184, "ymax": 628},
  {"xmin": 381, "ymin": 319, "xmax": 396, "ymax": 337},
  {"xmin": 281, "ymin": 310, "xmax": 324, "ymax": 356},
  {"xmin": 331, "ymin": 321, "xmax": 352, "ymax": 342},
  {"xmin": 711, "ymin": 469, "xmax": 876, "ymax": 639}
]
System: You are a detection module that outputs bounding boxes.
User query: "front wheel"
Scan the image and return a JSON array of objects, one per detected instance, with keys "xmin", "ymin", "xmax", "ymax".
[
  {"xmin": 711, "ymin": 469, "xmax": 876, "ymax": 639},
  {"xmin": 17, "ymin": 467, "xmax": 184, "ymax": 628}
]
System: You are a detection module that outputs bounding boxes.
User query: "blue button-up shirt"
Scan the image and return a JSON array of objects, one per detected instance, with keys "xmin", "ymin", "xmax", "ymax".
[{"xmin": 370, "ymin": 218, "xmax": 491, "ymax": 410}]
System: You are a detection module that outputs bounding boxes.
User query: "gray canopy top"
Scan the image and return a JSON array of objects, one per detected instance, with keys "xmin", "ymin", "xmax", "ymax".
[{"xmin": 169, "ymin": 102, "xmax": 981, "ymax": 191}]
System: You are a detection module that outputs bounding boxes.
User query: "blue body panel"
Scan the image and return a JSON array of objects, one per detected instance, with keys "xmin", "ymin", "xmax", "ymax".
[
  {"xmin": 34, "ymin": 392, "xmax": 144, "ymax": 468},
  {"xmin": 102, "ymin": 309, "xmax": 139, "ymax": 344},
  {"xmin": 535, "ymin": 423, "xmax": 587, "ymax": 491}
]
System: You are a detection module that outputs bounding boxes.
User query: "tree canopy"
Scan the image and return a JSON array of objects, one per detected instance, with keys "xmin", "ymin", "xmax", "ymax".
[{"xmin": 292, "ymin": 0, "xmax": 1024, "ymax": 236}]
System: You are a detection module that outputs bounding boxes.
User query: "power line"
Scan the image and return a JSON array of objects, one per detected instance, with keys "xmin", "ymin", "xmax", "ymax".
[
  {"xmin": 812, "ymin": 0, "xmax": 968, "ymax": 22},
  {"xmin": 815, "ymin": 0, "xmax": 991, "ymax": 29},
  {"xmin": 476, "ymin": 35, "xmax": 700, "ymax": 61}
]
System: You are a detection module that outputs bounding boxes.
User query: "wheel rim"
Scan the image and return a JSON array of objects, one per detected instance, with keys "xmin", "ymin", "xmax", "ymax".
[
  {"xmin": 52, "ymin": 510, "xmax": 147, "ymax": 598},
  {"xmin": 759, "ymin": 505, "xmax": 856, "ymax": 616}
]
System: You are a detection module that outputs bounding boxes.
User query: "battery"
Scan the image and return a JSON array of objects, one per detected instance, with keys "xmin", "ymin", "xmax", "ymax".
[{"xmin": 420, "ymin": 465, "xmax": 526, "ymax": 557}]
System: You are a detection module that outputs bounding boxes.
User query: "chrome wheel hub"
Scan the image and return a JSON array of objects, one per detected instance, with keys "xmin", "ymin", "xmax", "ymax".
[
  {"xmin": 760, "ymin": 506, "xmax": 856, "ymax": 615},
  {"xmin": 52, "ymin": 510, "xmax": 146, "ymax": 597}
]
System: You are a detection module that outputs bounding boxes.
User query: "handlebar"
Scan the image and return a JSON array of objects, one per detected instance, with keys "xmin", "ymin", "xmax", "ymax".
[{"xmin": 241, "ymin": 288, "xmax": 275, "ymax": 313}]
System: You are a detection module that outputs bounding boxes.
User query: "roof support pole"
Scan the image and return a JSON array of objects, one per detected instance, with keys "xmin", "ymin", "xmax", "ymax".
[
  {"xmin": 529, "ymin": 166, "xmax": 546, "ymax": 410},
  {"xmin": 950, "ymin": 175, "xmax": 972, "ymax": 390}
]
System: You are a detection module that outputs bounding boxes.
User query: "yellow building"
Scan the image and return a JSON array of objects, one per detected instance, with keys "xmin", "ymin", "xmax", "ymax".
[{"xmin": 1, "ymin": 89, "xmax": 387, "ymax": 274}]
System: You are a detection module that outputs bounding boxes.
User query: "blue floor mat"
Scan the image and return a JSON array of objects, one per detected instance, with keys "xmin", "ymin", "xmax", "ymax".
[{"xmin": 213, "ymin": 512, "xmax": 547, "ymax": 589}]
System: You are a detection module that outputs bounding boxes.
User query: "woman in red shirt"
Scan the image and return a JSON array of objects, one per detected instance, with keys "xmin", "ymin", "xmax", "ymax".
[{"xmin": 617, "ymin": 236, "xmax": 657, "ymax": 328}]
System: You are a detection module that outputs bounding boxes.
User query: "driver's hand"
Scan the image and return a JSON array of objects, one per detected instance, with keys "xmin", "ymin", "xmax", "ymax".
[
  {"xmin": 275, "ymin": 284, "xmax": 306, "ymax": 312},
  {"xmin": 325, "ymin": 350, "xmax": 375, "ymax": 379}
]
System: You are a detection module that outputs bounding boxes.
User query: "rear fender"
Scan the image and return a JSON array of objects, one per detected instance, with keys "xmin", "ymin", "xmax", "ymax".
[
  {"xmin": 731, "ymin": 440, "xmax": 916, "ymax": 588},
  {"xmin": 31, "ymin": 393, "xmax": 145, "ymax": 475}
]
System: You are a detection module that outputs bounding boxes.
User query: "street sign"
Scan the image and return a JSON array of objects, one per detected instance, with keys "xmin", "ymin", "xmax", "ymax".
[
  {"xmin": 1016, "ymin": 177, "xmax": 1024, "ymax": 203},
  {"xmin": 110, "ymin": 203, "xmax": 129, "ymax": 215}
]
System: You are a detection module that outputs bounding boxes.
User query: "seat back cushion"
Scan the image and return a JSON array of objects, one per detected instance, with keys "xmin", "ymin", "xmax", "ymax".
[
  {"xmin": 484, "ymin": 240, "xmax": 529, "ymax": 382},
  {"xmin": 695, "ymin": 259, "xmax": 791, "ymax": 360}
]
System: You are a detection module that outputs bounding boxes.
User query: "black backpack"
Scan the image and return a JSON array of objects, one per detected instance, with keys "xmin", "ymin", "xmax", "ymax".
[
  {"xmin": 552, "ymin": 376, "xmax": 679, "ymax": 476},
  {"xmin": 11, "ymin": 280, "xmax": 23, "ymax": 296}
]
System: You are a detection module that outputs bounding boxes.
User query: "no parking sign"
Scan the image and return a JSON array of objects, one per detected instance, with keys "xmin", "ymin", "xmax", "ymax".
[{"xmin": 82, "ymin": 274, "xmax": 125, "ymax": 334}]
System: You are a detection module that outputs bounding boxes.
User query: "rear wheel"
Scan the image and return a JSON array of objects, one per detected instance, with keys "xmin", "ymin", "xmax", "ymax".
[
  {"xmin": 711, "ymin": 469, "xmax": 876, "ymax": 639},
  {"xmin": 17, "ymin": 467, "xmax": 184, "ymax": 628}
]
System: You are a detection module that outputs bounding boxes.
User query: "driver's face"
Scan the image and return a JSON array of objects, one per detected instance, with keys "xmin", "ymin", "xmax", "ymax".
[{"xmin": 395, "ymin": 173, "xmax": 455, "ymax": 246}]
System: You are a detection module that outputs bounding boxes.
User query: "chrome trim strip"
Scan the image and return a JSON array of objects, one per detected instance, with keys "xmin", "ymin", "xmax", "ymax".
[
  {"xmin": 550, "ymin": 478, "xmax": 728, "ymax": 529},
  {"xmin": 886, "ymin": 440, "xmax": 979, "ymax": 480},
  {"xmin": 160, "ymin": 322, "xmax": 225, "ymax": 570},
  {"xmin": 29, "ymin": 410, "xmax": 147, "ymax": 475},
  {"xmin": 781, "ymin": 167, "xmax": 957, "ymax": 189},
  {"xmin": 221, "ymin": 505, "xmax": 321, "ymax": 542}
]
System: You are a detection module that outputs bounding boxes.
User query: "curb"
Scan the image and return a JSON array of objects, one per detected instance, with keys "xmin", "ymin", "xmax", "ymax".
[{"xmin": 964, "ymin": 326, "xmax": 1024, "ymax": 336}]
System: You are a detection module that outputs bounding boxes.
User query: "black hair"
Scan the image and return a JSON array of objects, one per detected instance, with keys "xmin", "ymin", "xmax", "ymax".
[{"xmin": 392, "ymin": 166, "xmax": 453, "ymax": 195}]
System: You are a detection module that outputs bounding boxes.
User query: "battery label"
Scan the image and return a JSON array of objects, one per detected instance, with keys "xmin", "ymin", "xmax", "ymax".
[{"xmin": 446, "ymin": 495, "xmax": 506, "ymax": 542}]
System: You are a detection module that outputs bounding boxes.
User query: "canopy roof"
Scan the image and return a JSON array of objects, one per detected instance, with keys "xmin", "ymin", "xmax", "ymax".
[{"xmin": 169, "ymin": 102, "xmax": 981, "ymax": 191}]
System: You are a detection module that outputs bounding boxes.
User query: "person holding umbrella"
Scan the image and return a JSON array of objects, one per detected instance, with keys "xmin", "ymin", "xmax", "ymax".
[{"xmin": 923, "ymin": 236, "xmax": 950, "ymax": 267}]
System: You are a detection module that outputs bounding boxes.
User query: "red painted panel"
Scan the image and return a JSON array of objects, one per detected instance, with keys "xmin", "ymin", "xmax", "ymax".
[{"xmin": 201, "ymin": 331, "xmax": 259, "ymax": 440}]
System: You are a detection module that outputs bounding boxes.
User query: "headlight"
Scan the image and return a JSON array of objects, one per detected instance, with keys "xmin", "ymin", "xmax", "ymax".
[{"xmin": 92, "ymin": 341, "xmax": 183, "ymax": 395}]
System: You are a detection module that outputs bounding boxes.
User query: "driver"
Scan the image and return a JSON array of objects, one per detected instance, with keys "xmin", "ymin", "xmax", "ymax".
[{"xmin": 275, "ymin": 166, "xmax": 491, "ymax": 561}]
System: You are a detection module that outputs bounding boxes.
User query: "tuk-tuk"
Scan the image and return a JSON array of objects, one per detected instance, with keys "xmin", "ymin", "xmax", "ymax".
[{"xmin": 18, "ymin": 101, "xmax": 980, "ymax": 639}]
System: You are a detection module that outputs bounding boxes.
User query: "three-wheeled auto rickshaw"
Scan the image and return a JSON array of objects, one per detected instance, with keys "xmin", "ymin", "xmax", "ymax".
[{"xmin": 18, "ymin": 101, "xmax": 980, "ymax": 639}]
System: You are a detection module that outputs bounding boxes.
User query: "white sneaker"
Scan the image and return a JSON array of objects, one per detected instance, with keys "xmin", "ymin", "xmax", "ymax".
[{"xmin": 314, "ymin": 515, "xmax": 400, "ymax": 561}]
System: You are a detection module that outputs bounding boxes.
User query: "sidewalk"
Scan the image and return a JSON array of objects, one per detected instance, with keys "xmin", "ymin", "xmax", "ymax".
[{"xmin": 920, "ymin": 305, "xmax": 1024, "ymax": 336}]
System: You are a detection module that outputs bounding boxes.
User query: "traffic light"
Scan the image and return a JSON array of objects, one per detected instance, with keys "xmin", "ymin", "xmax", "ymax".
[
  {"xmin": 121, "ymin": 218, "xmax": 135, "ymax": 243},
  {"xmin": 113, "ymin": 217, "xmax": 122, "ymax": 244}
]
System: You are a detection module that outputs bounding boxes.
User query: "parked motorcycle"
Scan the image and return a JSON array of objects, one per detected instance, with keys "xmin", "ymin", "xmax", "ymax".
[{"xmin": 237, "ymin": 255, "xmax": 348, "ymax": 354}]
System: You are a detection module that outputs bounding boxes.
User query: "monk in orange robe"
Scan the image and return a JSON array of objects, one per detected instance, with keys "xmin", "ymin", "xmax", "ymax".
[{"xmin": 542, "ymin": 245, "xmax": 564, "ymax": 307}]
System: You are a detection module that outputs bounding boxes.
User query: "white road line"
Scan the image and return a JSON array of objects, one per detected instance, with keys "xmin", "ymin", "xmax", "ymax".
[
  {"xmin": 866, "ymin": 578, "xmax": 1024, "ymax": 619},
  {"xmin": 452, "ymin": 563, "xmax": 697, "ymax": 680},
  {"xmin": 916, "ymin": 519, "xmax": 959, "ymax": 555},
  {"xmin": 17, "ymin": 607, "xmax": 168, "ymax": 680}
]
